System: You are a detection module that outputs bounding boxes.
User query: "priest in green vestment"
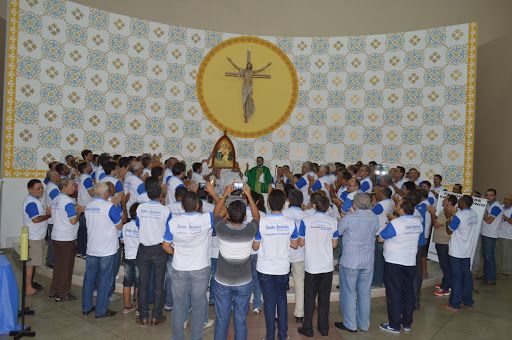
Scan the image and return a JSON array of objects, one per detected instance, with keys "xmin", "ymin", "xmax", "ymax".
[{"xmin": 245, "ymin": 156, "xmax": 273, "ymax": 193}]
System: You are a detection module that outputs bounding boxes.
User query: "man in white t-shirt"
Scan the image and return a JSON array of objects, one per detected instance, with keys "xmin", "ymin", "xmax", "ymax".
[
  {"xmin": 432, "ymin": 174, "xmax": 445, "ymax": 198},
  {"xmin": 292, "ymin": 161, "xmax": 318, "ymax": 205},
  {"xmin": 441, "ymin": 195, "xmax": 478, "ymax": 312},
  {"xmin": 334, "ymin": 177, "xmax": 361, "ymax": 215},
  {"xmin": 162, "ymin": 185, "xmax": 216, "ymax": 340},
  {"xmin": 309, "ymin": 165, "xmax": 333, "ymax": 201},
  {"xmin": 282, "ymin": 189, "xmax": 309, "ymax": 323},
  {"xmin": 497, "ymin": 195, "xmax": 512, "ymax": 276},
  {"xmin": 76, "ymin": 162, "xmax": 94, "ymax": 258},
  {"xmin": 124, "ymin": 161, "xmax": 145, "ymax": 217},
  {"xmin": 378, "ymin": 199, "xmax": 422, "ymax": 335},
  {"xmin": 480, "ymin": 188, "xmax": 503, "ymax": 285},
  {"xmin": 191, "ymin": 162, "xmax": 206, "ymax": 186},
  {"xmin": 371, "ymin": 187, "xmax": 394, "ymax": 287},
  {"xmin": 82, "ymin": 182, "xmax": 123, "ymax": 318},
  {"xmin": 135, "ymin": 177, "xmax": 171, "ymax": 327},
  {"xmin": 390, "ymin": 167, "xmax": 406, "ymax": 194},
  {"xmin": 121, "ymin": 202, "xmax": 140, "ymax": 314},
  {"xmin": 44, "ymin": 169, "xmax": 60, "ymax": 268},
  {"xmin": 298, "ymin": 194, "xmax": 339, "ymax": 337},
  {"xmin": 165, "ymin": 162, "xmax": 186, "ymax": 205},
  {"xmin": 357, "ymin": 165, "xmax": 373, "ymax": 194},
  {"xmin": 49, "ymin": 178, "xmax": 84, "ymax": 302},
  {"xmin": 253, "ymin": 189, "xmax": 299, "ymax": 340},
  {"xmin": 23, "ymin": 179, "xmax": 51, "ymax": 295},
  {"xmin": 163, "ymin": 157, "xmax": 178, "ymax": 185},
  {"xmin": 163, "ymin": 185, "xmax": 188, "ymax": 312}
]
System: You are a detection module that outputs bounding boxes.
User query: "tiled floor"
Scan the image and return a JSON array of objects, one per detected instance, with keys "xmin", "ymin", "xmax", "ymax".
[{"xmin": 2, "ymin": 252, "xmax": 511, "ymax": 340}]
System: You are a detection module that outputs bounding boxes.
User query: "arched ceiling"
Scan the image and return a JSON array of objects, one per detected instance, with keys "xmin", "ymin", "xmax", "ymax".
[{"xmin": 33, "ymin": 0, "xmax": 512, "ymax": 45}]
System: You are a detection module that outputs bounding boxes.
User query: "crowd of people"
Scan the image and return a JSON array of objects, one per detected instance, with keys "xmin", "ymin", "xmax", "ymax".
[{"xmin": 21, "ymin": 150, "xmax": 511, "ymax": 339}]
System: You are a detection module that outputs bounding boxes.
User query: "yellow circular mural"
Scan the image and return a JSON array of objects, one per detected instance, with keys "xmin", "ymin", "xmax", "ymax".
[{"xmin": 196, "ymin": 36, "xmax": 298, "ymax": 138}]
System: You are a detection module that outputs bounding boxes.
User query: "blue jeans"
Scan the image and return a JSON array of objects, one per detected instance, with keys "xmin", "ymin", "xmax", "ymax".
[
  {"xmin": 165, "ymin": 255, "xmax": 173, "ymax": 308},
  {"xmin": 45, "ymin": 224, "xmax": 54, "ymax": 266},
  {"xmin": 209, "ymin": 257, "xmax": 218, "ymax": 304},
  {"xmin": 171, "ymin": 266, "xmax": 210, "ymax": 340},
  {"xmin": 136, "ymin": 244, "xmax": 167, "ymax": 320},
  {"xmin": 214, "ymin": 281, "xmax": 252, "ymax": 340},
  {"xmin": 184, "ymin": 290, "xmax": 209, "ymax": 324},
  {"xmin": 110, "ymin": 245, "xmax": 121, "ymax": 296},
  {"xmin": 76, "ymin": 213, "xmax": 87, "ymax": 256},
  {"xmin": 372, "ymin": 241, "xmax": 384, "ymax": 286},
  {"xmin": 123, "ymin": 259, "xmax": 138, "ymax": 288},
  {"xmin": 258, "ymin": 272, "xmax": 289, "ymax": 340},
  {"xmin": 250, "ymin": 254, "xmax": 262, "ymax": 309},
  {"xmin": 340, "ymin": 266, "xmax": 373, "ymax": 331},
  {"xmin": 482, "ymin": 235, "xmax": 497, "ymax": 282},
  {"xmin": 448, "ymin": 256, "xmax": 473, "ymax": 309},
  {"xmin": 82, "ymin": 254, "xmax": 115, "ymax": 316},
  {"xmin": 435, "ymin": 243, "xmax": 451, "ymax": 291}
]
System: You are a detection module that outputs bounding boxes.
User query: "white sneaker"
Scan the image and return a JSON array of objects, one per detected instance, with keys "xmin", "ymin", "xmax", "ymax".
[
  {"xmin": 183, "ymin": 320, "xmax": 188, "ymax": 330},
  {"xmin": 253, "ymin": 308, "xmax": 261, "ymax": 314},
  {"xmin": 92, "ymin": 290, "xmax": 97, "ymax": 297},
  {"xmin": 204, "ymin": 319, "xmax": 214, "ymax": 329},
  {"xmin": 401, "ymin": 324, "xmax": 411, "ymax": 332}
]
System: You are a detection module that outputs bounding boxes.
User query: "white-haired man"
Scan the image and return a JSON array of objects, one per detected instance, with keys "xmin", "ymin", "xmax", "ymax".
[{"xmin": 82, "ymin": 182, "xmax": 123, "ymax": 318}]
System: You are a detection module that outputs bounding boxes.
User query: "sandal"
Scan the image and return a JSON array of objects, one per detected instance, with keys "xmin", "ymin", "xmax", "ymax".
[{"xmin": 123, "ymin": 305, "xmax": 135, "ymax": 314}]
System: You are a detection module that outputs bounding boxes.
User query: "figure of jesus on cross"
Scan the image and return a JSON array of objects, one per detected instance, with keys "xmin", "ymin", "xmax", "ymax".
[{"xmin": 225, "ymin": 51, "xmax": 272, "ymax": 123}]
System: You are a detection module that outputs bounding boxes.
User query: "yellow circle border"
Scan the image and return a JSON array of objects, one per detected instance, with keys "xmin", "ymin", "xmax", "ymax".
[{"xmin": 196, "ymin": 36, "xmax": 298, "ymax": 138}]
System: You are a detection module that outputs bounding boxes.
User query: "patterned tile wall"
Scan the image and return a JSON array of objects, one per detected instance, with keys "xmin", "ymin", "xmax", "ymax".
[{"xmin": 4, "ymin": 0, "xmax": 476, "ymax": 186}]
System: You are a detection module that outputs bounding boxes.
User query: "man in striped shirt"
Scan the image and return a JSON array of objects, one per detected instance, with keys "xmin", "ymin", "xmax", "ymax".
[{"xmin": 335, "ymin": 193, "xmax": 380, "ymax": 333}]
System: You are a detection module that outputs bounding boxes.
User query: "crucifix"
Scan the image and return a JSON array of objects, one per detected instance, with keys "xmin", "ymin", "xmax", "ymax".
[{"xmin": 225, "ymin": 51, "xmax": 272, "ymax": 123}]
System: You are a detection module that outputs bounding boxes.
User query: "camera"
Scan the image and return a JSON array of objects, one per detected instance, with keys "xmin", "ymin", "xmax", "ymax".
[{"xmin": 232, "ymin": 182, "xmax": 244, "ymax": 190}]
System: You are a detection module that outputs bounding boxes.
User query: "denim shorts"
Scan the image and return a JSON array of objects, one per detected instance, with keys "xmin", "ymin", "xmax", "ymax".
[{"xmin": 123, "ymin": 259, "xmax": 139, "ymax": 288}]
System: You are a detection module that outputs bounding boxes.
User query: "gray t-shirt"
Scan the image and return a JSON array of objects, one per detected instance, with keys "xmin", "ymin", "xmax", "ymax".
[{"xmin": 215, "ymin": 219, "xmax": 258, "ymax": 286}]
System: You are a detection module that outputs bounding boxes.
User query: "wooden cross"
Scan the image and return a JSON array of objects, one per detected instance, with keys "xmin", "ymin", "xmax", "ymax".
[{"xmin": 225, "ymin": 51, "xmax": 271, "ymax": 79}]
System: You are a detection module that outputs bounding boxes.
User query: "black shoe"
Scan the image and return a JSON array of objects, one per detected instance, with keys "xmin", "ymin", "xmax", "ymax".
[
  {"xmin": 335, "ymin": 322, "xmax": 357, "ymax": 333},
  {"xmin": 317, "ymin": 328, "xmax": 329, "ymax": 336},
  {"xmin": 46, "ymin": 264, "xmax": 54, "ymax": 269},
  {"xmin": 208, "ymin": 302, "xmax": 215, "ymax": 306},
  {"xmin": 82, "ymin": 307, "xmax": 95, "ymax": 316},
  {"xmin": 298, "ymin": 327, "xmax": 314, "ymax": 337},
  {"xmin": 295, "ymin": 316, "xmax": 303, "ymax": 323},
  {"xmin": 151, "ymin": 315, "xmax": 166, "ymax": 326},
  {"xmin": 32, "ymin": 282, "xmax": 43, "ymax": 290},
  {"xmin": 95, "ymin": 310, "xmax": 117, "ymax": 318},
  {"xmin": 57, "ymin": 294, "xmax": 77, "ymax": 303}
]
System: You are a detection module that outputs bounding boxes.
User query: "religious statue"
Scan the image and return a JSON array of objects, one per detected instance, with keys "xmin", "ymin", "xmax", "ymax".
[
  {"xmin": 225, "ymin": 51, "xmax": 272, "ymax": 123},
  {"xmin": 210, "ymin": 132, "xmax": 237, "ymax": 169}
]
